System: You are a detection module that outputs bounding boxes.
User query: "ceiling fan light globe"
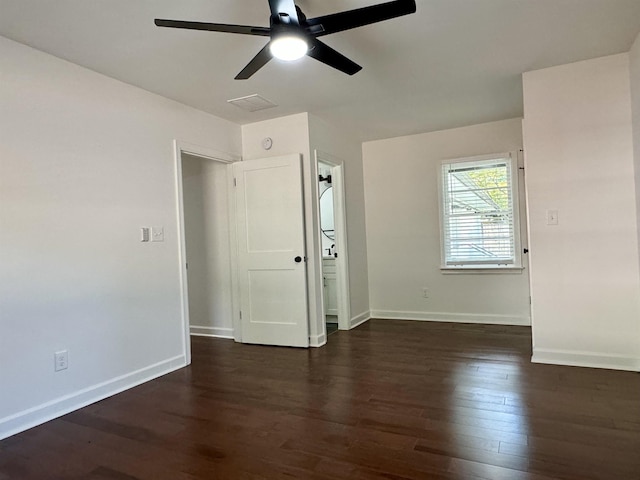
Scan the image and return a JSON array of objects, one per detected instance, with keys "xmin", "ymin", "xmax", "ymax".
[{"xmin": 270, "ymin": 36, "xmax": 308, "ymax": 61}]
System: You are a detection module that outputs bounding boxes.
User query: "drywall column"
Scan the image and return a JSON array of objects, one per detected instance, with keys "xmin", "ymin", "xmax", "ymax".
[
  {"xmin": 241, "ymin": 113, "xmax": 370, "ymax": 345},
  {"xmin": 523, "ymin": 54, "xmax": 640, "ymax": 371},
  {"xmin": 240, "ymin": 114, "xmax": 326, "ymax": 346}
]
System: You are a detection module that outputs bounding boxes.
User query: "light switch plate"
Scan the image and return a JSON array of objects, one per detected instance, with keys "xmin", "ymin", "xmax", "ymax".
[{"xmin": 151, "ymin": 226, "xmax": 164, "ymax": 242}]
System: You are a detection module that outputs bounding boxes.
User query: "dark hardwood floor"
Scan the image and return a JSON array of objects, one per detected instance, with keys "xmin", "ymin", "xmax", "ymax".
[{"xmin": 1, "ymin": 320, "xmax": 639, "ymax": 479}]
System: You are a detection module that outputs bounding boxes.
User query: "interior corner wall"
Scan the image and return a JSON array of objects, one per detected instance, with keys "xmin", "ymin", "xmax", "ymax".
[
  {"xmin": 362, "ymin": 119, "xmax": 531, "ymax": 325},
  {"xmin": 0, "ymin": 36, "xmax": 242, "ymax": 439},
  {"xmin": 308, "ymin": 113, "xmax": 370, "ymax": 325},
  {"xmin": 523, "ymin": 53, "xmax": 640, "ymax": 371}
]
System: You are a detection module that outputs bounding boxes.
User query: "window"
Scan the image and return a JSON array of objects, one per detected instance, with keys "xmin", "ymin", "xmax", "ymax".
[{"xmin": 439, "ymin": 152, "xmax": 521, "ymax": 269}]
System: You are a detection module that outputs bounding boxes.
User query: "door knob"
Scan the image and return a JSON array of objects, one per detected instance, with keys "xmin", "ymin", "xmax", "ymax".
[{"xmin": 294, "ymin": 256, "xmax": 302, "ymax": 263}]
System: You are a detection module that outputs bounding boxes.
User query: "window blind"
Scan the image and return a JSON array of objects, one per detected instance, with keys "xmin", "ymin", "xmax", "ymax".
[{"xmin": 441, "ymin": 157, "xmax": 515, "ymax": 266}]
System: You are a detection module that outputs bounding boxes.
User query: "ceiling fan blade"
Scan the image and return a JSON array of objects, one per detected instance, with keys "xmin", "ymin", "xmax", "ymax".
[
  {"xmin": 235, "ymin": 43, "xmax": 273, "ymax": 80},
  {"xmin": 307, "ymin": 38, "xmax": 362, "ymax": 76},
  {"xmin": 268, "ymin": 0, "xmax": 300, "ymax": 25},
  {"xmin": 305, "ymin": 0, "xmax": 416, "ymax": 37},
  {"xmin": 154, "ymin": 19, "xmax": 270, "ymax": 36}
]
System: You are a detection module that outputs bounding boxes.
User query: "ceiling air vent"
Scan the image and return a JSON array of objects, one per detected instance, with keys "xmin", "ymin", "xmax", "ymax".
[{"xmin": 227, "ymin": 94, "xmax": 277, "ymax": 112}]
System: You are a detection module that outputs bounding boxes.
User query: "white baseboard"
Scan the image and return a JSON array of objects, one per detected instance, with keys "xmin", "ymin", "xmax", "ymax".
[
  {"xmin": 309, "ymin": 332, "xmax": 326, "ymax": 348},
  {"xmin": 370, "ymin": 310, "xmax": 531, "ymax": 326},
  {"xmin": 190, "ymin": 325, "xmax": 234, "ymax": 339},
  {"xmin": 532, "ymin": 348, "xmax": 640, "ymax": 372},
  {"xmin": 350, "ymin": 310, "xmax": 371, "ymax": 329},
  {"xmin": 0, "ymin": 355, "xmax": 186, "ymax": 441}
]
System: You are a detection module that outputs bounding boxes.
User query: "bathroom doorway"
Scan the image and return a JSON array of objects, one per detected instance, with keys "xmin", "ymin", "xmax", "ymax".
[{"xmin": 316, "ymin": 150, "xmax": 351, "ymax": 336}]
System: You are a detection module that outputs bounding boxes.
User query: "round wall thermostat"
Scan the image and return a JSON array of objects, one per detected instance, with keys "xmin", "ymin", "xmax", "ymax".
[{"xmin": 261, "ymin": 137, "xmax": 273, "ymax": 150}]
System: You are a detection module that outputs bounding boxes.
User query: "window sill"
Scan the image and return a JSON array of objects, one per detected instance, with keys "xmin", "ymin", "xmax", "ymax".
[{"xmin": 440, "ymin": 266, "xmax": 524, "ymax": 275}]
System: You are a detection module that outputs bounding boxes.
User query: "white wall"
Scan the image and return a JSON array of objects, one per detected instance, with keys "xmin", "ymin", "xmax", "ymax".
[
  {"xmin": 362, "ymin": 119, "xmax": 531, "ymax": 325},
  {"xmin": 182, "ymin": 155, "xmax": 233, "ymax": 338},
  {"xmin": 0, "ymin": 36, "xmax": 241, "ymax": 439},
  {"xmin": 523, "ymin": 53, "xmax": 640, "ymax": 371},
  {"xmin": 631, "ymin": 33, "xmax": 640, "ymax": 279},
  {"xmin": 308, "ymin": 114, "xmax": 370, "ymax": 326}
]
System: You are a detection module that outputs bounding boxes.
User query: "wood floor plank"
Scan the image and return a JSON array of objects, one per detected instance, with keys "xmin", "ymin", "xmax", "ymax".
[{"xmin": 2, "ymin": 320, "xmax": 639, "ymax": 479}]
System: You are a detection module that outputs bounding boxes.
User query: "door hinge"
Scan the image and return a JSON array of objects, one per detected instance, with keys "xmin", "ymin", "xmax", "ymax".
[
  {"xmin": 186, "ymin": 263, "xmax": 188, "ymax": 270},
  {"xmin": 233, "ymin": 177, "xmax": 237, "ymax": 187},
  {"xmin": 239, "ymin": 310, "xmax": 242, "ymax": 319}
]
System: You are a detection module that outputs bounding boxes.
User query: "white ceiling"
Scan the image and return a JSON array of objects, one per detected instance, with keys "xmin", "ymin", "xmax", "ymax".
[{"xmin": 1, "ymin": 0, "xmax": 639, "ymax": 141}]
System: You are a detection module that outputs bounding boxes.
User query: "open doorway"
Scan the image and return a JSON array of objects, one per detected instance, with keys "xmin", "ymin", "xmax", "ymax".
[
  {"xmin": 316, "ymin": 150, "xmax": 351, "ymax": 336},
  {"xmin": 318, "ymin": 162, "xmax": 338, "ymax": 335},
  {"xmin": 174, "ymin": 141, "xmax": 239, "ymax": 364}
]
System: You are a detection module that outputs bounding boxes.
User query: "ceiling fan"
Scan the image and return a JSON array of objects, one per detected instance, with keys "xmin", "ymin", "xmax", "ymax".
[{"xmin": 155, "ymin": 0, "xmax": 417, "ymax": 80}]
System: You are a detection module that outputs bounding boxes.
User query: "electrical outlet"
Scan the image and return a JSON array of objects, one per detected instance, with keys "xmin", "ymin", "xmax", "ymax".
[
  {"xmin": 54, "ymin": 350, "xmax": 68, "ymax": 372},
  {"xmin": 422, "ymin": 288, "xmax": 429, "ymax": 298}
]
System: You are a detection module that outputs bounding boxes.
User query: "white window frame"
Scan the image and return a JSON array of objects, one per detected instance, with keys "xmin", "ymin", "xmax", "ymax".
[{"xmin": 438, "ymin": 151, "xmax": 523, "ymax": 273}]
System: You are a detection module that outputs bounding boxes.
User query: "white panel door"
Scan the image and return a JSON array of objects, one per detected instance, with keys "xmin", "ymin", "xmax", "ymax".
[{"xmin": 233, "ymin": 154, "xmax": 309, "ymax": 347}]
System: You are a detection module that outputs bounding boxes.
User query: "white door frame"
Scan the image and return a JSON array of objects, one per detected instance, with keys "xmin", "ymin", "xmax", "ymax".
[
  {"xmin": 315, "ymin": 150, "xmax": 351, "ymax": 332},
  {"xmin": 173, "ymin": 140, "xmax": 240, "ymax": 364}
]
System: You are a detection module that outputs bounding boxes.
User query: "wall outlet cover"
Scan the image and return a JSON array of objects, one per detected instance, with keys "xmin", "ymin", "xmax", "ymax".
[{"xmin": 54, "ymin": 350, "xmax": 68, "ymax": 372}]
